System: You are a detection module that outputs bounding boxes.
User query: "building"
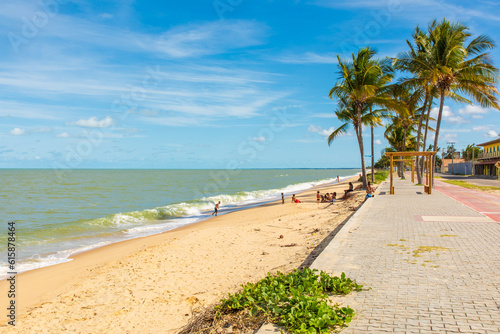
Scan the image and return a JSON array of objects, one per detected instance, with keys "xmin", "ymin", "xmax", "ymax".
[
  {"xmin": 475, "ymin": 138, "xmax": 500, "ymax": 177},
  {"xmin": 441, "ymin": 158, "xmax": 465, "ymax": 173}
]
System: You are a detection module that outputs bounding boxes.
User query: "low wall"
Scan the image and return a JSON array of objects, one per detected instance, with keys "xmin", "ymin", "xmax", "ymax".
[{"xmin": 447, "ymin": 162, "xmax": 473, "ymax": 175}]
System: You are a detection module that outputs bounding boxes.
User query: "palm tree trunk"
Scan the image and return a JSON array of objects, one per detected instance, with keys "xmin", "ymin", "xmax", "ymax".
[
  {"xmin": 415, "ymin": 90, "xmax": 429, "ymax": 184},
  {"xmin": 356, "ymin": 106, "xmax": 367, "ymax": 190},
  {"xmin": 401, "ymin": 125, "xmax": 407, "ymax": 179},
  {"xmin": 421, "ymin": 96, "xmax": 434, "ymax": 173},
  {"xmin": 371, "ymin": 124, "xmax": 374, "ymax": 183},
  {"xmin": 432, "ymin": 89, "xmax": 446, "ymax": 184}
]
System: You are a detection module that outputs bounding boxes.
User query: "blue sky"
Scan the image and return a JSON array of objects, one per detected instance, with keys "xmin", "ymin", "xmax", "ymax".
[{"xmin": 1, "ymin": 0, "xmax": 499, "ymax": 169}]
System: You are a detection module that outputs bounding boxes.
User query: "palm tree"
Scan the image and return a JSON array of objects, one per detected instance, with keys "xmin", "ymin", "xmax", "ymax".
[
  {"xmin": 329, "ymin": 47, "xmax": 395, "ymax": 189},
  {"xmin": 393, "ymin": 20, "xmax": 499, "ymax": 181},
  {"xmin": 392, "ymin": 27, "xmax": 433, "ymax": 183},
  {"xmin": 385, "ymin": 84, "xmax": 425, "ymax": 178},
  {"xmin": 425, "ymin": 19, "xmax": 499, "ymax": 173}
]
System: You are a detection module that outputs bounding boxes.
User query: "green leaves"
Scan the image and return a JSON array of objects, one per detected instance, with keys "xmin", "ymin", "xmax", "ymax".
[{"xmin": 217, "ymin": 268, "xmax": 363, "ymax": 333}]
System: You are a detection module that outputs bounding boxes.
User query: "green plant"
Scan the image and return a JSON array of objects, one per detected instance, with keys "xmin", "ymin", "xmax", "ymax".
[
  {"xmin": 360, "ymin": 170, "xmax": 389, "ymax": 184},
  {"xmin": 443, "ymin": 180, "xmax": 499, "ymax": 191},
  {"xmin": 217, "ymin": 268, "xmax": 362, "ymax": 333}
]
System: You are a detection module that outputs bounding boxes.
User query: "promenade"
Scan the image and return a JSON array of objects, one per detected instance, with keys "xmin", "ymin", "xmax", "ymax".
[{"xmin": 261, "ymin": 177, "xmax": 500, "ymax": 333}]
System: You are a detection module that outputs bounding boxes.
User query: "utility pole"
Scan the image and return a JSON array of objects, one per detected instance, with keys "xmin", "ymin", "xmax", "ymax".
[
  {"xmin": 447, "ymin": 142, "xmax": 456, "ymax": 174},
  {"xmin": 471, "ymin": 143, "xmax": 475, "ymax": 176}
]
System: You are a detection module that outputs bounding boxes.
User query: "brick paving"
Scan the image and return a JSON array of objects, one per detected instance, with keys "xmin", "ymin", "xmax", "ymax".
[
  {"xmin": 258, "ymin": 177, "xmax": 500, "ymax": 334},
  {"xmin": 311, "ymin": 178, "xmax": 500, "ymax": 333}
]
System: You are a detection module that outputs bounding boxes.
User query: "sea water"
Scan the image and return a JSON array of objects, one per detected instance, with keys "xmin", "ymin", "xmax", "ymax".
[{"xmin": 0, "ymin": 168, "xmax": 360, "ymax": 277}]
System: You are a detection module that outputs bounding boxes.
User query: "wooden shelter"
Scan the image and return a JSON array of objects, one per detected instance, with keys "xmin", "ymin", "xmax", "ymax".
[{"xmin": 385, "ymin": 151, "xmax": 437, "ymax": 195}]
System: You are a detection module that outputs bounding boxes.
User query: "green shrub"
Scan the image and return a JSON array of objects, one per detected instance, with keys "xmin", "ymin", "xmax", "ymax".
[{"xmin": 217, "ymin": 268, "xmax": 362, "ymax": 333}]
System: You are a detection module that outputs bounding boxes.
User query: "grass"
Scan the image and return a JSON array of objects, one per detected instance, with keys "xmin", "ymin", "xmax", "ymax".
[
  {"xmin": 443, "ymin": 180, "xmax": 499, "ymax": 191},
  {"xmin": 361, "ymin": 170, "xmax": 390, "ymax": 184}
]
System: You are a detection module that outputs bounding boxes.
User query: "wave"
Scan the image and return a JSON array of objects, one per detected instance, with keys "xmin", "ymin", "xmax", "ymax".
[{"xmin": 0, "ymin": 173, "xmax": 356, "ymax": 279}]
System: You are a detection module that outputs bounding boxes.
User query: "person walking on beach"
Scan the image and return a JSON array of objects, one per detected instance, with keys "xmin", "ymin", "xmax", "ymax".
[
  {"xmin": 281, "ymin": 193, "xmax": 284, "ymax": 204},
  {"xmin": 212, "ymin": 201, "xmax": 221, "ymax": 216},
  {"xmin": 337, "ymin": 175, "xmax": 339, "ymax": 183}
]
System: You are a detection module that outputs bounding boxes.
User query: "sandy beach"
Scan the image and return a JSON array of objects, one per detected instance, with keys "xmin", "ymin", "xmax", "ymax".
[{"xmin": 0, "ymin": 177, "xmax": 370, "ymax": 334}]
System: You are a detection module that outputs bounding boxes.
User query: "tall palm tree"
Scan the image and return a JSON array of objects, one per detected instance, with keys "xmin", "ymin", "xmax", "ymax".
[
  {"xmin": 392, "ymin": 20, "xmax": 499, "ymax": 181},
  {"xmin": 328, "ymin": 99, "xmax": 390, "ymax": 182},
  {"xmin": 329, "ymin": 47, "xmax": 395, "ymax": 189},
  {"xmin": 392, "ymin": 27, "xmax": 433, "ymax": 183},
  {"xmin": 385, "ymin": 84, "xmax": 425, "ymax": 178},
  {"xmin": 426, "ymin": 19, "xmax": 499, "ymax": 172}
]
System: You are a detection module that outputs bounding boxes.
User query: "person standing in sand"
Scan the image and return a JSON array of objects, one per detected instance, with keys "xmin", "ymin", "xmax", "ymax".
[
  {"xmin": 281, "ymin": 193, "xmax": 284, "ymax": 204},
  {"xmin": 337, "ymin": 175, "xmax": 339, "ymax": 183},
  {"xmin": 316, "ymin": 191, "xmax": 320, "ymax": 205},
  {"xmin": 212, "ymin": 201, "xmax": 221, "ymax": 216}
]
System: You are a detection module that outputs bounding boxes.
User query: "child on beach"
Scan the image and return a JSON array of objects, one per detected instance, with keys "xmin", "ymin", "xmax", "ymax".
[
  {"xmin": 291, "ymin": 194, "xmax": 300, "ymax": 203},
  {"xmin": 281, "ymin": 193, "xmax": 284, "ymax": 204},
  {"xmin": 316, "ymin": 191, "xmax": 320, "ymax": 204},
  {"xmin": 212, "ymin": 201, "xmax": 221, "ymax": 216}
]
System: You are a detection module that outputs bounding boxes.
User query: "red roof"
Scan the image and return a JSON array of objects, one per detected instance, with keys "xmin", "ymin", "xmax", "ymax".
[{"xmin": 477, "ymin": 137, "xmax": 500, "ymax": 147}]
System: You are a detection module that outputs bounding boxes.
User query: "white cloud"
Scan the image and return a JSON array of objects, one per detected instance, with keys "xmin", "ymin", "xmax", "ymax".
[
  {"xmin": 374, "ymin": 139, "xmax": 382, "ymax": 145},
  {"xmin": 57, "ymin": 132, "xmax": 69, "ymax": 138},
  {"xmin": 311, "ymin": 113, "xmax": 335, "ymax": 118},
  {"xmin": 145, "ymin": 20, "xmax": 267, "ymax": 58},
  {"xmin": 443, "ymin": 133, "xmax": 458, "ymax": 141},
  {"xmin": 276, "ymin": 52, "xmax": 338, "ymax": 64},
  {"xmin": 473, "ymin": 126, "xmax": 490, "ymax": 132},
  {"xmin": 486, "ymin": 130, "xmax": 499, "ymax": 138},
  {"xmin": 430, "ymin": 106, "xmax": 468, "ymax": 124},
  {"xmin": 458, "ymin": 105, "xmax": 489, "ymax": 118},
  {"xmin": 69, "ymin": 116, "xmax": 114, "ymax": 128},
  {"xmin": 252, "ymin": 136, "xmax": 266, "ymax": 142},
  {"xmin": 10, "ymin": 128, "xmax": 25, "ymax": 135},
  {"xmin": 308, "ymin": 125, "xmax": 335, "ymax": 137}
]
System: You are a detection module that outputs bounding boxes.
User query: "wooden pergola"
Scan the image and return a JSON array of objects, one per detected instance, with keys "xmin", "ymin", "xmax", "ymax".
[{"xmin": 385, "ymin": 151, "xmax": 437, "ymax": 195}]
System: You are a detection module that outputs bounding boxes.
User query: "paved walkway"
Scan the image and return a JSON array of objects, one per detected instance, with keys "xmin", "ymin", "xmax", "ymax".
[
  {"xmin": 435, "ymin": 179, "xmax": 500, "ymax": 223},
  {"xmin": 311, "ymin": 178, "xmax": 500, "ymax": 333},
  {"xmin": 260, "ymin": 178, "xmax": 500, "ymax": 334}
]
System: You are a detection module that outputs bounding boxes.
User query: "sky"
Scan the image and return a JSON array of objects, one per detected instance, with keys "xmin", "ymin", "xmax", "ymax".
[{"xmin": 1, "ymin": 0, "xmax": 500, "ymax": 169}]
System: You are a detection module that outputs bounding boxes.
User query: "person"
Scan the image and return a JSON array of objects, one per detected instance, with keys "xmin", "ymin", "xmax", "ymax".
[
  {"xmin": 316, "ymin": 191, "xmax": 320, "ymax": 204},
  {"xmin": 365, "ymin": 181, "xmax": 374, "ymax": 201},
  {"xmin": 291, "ymin": 194, "xmax": 300, "ymax": 203},
  {"xmin": 332, "ymin": 192, "xmax": 337, "ymax": 200},
  {"xmin": 212, "ymin": 201, "xmax": 221, "ymax": 216},
  {"xmin": 337, "ymin": 175, "xmax": 340, "ymax": 183},
  {"xmin": 281, "ymin": 193, "xmax": 284, "ymax": 204},
  {"xmin": 344, "ymin": 182, "xmax": 354, "ymax": 197},
  {"xmin": 320, "ymin": 194, "xmax": 325, "ymax": 202}
]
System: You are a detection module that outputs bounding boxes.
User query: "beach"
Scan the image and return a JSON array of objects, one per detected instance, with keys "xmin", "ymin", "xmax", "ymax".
[{"xmin": 0, "ymin": 176, "xmax": 368, "ymax": 333}]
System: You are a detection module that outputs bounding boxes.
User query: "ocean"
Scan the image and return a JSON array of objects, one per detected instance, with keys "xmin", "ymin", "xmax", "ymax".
[{"xmin": 0, "ymin": 168, "xmax": 360, "ymax": 277}]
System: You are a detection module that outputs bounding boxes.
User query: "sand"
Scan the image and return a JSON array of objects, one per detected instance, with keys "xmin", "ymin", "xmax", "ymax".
[{"xmin": 0, "ymin": 177, "xmax": 370, "ymax": 333}]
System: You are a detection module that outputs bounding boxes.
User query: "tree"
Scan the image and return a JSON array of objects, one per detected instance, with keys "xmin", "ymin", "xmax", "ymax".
[
  {"xmin": 462, "ymin": 144, "xmax": 480, "ymax": 161},
  {"xmin": 329, "ymin": 47, "xmax": 395, "ymax": 189},
  {"xmin": 425, "ymin": 20, "xmax": 499, "ymax": 174},
  {"xmin": 393, "ymin": 19, "xmax": 500, "ymax": 183},
  {"xmin": 384, "ymin": 84, "xmax": 425, "ymax": 178}
]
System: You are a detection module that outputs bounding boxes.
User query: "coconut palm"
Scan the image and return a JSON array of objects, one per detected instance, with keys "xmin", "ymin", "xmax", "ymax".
[
  {"xmin": 392, "ymin": 27, "xmax": 434, "ymax": 182},
  {"xmin": 425, "ymin": 19, "xmax": 499, "ymax": 172},
  {"xmin": 329, "ymin": 47, "xmax": 395, "ymax": 189}
]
